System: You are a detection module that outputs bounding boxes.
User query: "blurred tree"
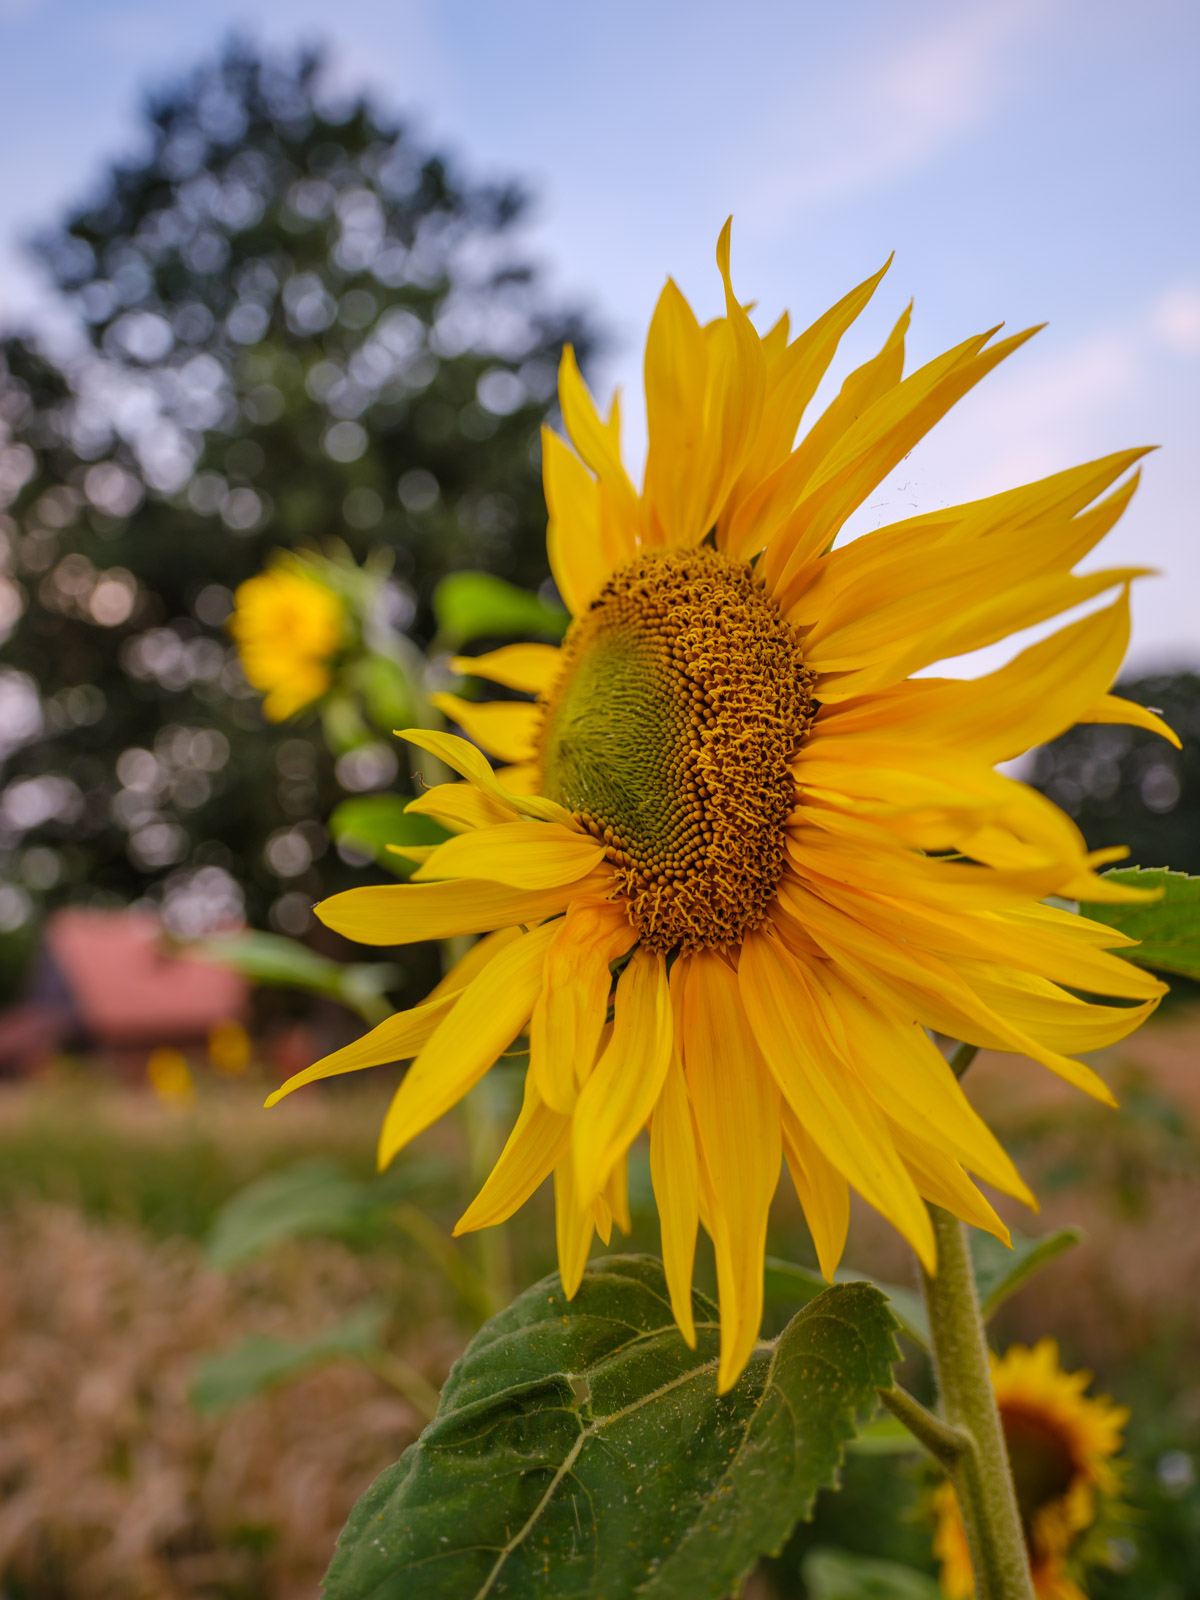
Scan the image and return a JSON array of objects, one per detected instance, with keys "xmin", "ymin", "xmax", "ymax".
[
  {"xmin": 1029, "ymin": 674, "xmax": 1200, "ymax": 876},
  {"xmin": 0, "ymin": 40, "xmax": 594, "ymax": 976}
]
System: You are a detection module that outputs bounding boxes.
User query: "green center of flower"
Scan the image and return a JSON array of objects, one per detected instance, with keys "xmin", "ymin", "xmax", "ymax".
[{"xmin": 537, "ymin": 547, "xmax": 815, "ymax": 952}]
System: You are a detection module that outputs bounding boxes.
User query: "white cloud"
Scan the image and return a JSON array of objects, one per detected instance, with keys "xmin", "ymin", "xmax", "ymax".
[
  {"xmin": 744, "ymin": 0, "xmax": 1052, "ymax": 225},
  {"xmin": 1151, "ymin": 284, "xmax": 1200, "ymax": 354}
]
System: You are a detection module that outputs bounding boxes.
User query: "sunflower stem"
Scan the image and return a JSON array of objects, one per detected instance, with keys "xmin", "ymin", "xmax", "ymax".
[
  {"xmin": 462, "ymin": 1071, "xmax": 515, "ymax": 1316},
  {"xmin": 920, "ymin": 1203, "xmax": 1035, "ymax": 1600},
  {"xmin": 441, "ymin": 931, "xmax": 515, "ymax": 1320},
  {"xmin": 949, "ymin": 1041, "xmax": 980, "ymax": 1080},
  {"xmin": 877, "ymin": 1385, "xmax": 970, "ymax": 1471}
]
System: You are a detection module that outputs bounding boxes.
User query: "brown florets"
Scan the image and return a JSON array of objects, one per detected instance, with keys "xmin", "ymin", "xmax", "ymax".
[{"xmin": 537, "ymin": 547, "xmax": 816, "ymax": 952}]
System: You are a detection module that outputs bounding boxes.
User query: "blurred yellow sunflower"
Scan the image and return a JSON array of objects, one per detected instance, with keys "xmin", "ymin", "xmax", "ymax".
[
  {"xmin": 934, "ymin": 1339, "xmax": 1128, "ymax": 1598},
  {"xmin": 230, "ymin": 563, "xmax": 344, "ymax": 721},
  {"xmin": 268, "ymin": 222, "xmax": 1174, "ymax": 1389}
]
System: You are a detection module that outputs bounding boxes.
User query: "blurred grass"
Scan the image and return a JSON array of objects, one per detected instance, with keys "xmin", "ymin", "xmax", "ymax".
[
  {"xmin": 1, "ymin": 1015, "xmax": 1199, "ymax": 1597},
  {"xmin": 0, "ymin": 1072, "xmax": 393, "ymax": 1239}
]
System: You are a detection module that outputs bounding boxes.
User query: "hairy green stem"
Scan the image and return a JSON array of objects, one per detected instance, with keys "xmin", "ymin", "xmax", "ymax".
[
  {"xmin": 877, "ymin": 1384, "xmax": 970, "ymax": 1471},
  {"xmin": 921, "ymin": 1204, "xmax": 1034, "ymax": 1600}
]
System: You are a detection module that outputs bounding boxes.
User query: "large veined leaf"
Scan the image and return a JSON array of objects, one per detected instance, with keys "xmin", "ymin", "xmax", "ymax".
[
  {"xmin": 1080, "ymin": 868, "xmax": 1200, "ymax": 979},
  {"xmin": 323, "ymin": 1255, "xmax": 899, "ymax": 1600},
  {"xmin": 764, "ymin": 1257, "xmax": 929, "ymax": 1348}
]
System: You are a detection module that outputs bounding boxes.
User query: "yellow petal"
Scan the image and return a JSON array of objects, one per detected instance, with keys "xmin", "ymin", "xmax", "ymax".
[
  {"xmin": 554, "ymin": 1141, "xmax": 595, "ymax": 1298},
  {"xmin": 449, "ymin": 643, "xmax": 563, "ymax": 695},
  {"xmin": 803, "ymin": 959, "xmax": 1035, "ymax": 1206},
  {"xmin": 650, "ymin": 1049, "xmax": 700, "ymax": 1346},
  {"xmin": 720, "ymin": 257, "xmax": 892, "ymax": 559},
  {"xmin": 412, "ymin": 820, "xmax": 608, "ymax": 890},
  {"xmin": 264, "ymin": 991, "xmax": 456, "ymax": 1108},
  {"xmin": 427, "ymin": 927, "xmax": 525, "ymax": 1000},
  {"xmin": 1077, "ymin": 693, "xmax": 1181, "ymax": 747},
  {"xmin": 430, "ymin": 693, "xmax": 540, "ymax": 765},
  {"xmin": 955, "ymin": 960, "xmax": 1160, "ymax": 1059},
  {"xmin": 738, "ymin": 928, "xmax": 935, "ymax": 1272},
  {"xmin": 494, "ymin": 761, "xmax": 540, "ymax": 795},
  {"xmin": 888, "ymin": 1121, "xmax": 1011, "ymax": 1245},
  {"xmin": 317, "ymin": 875, "xmax": 605, "ymax": 945},
  {"xmin": 572, "ymin": 946, "xmax": 673, "ymax": 1207},
  {"xmin": 529, "ymin": 898, "xmax": 637, "ymax": 1113},
  {"xmin": 791, "ymin": 848, "xmax": 1164, "ymax": 1004},
  {"xmin": 771, "ymin": 325, "xmax": 1043, "ymax": 602},
  {"xmin": 454, "ymin": 1070, "xmax": 569, "ymax": 1233},
  {"xmin": 406, "ymin": 781, "xmax": 515, "ymax": 834},
  {"xmin": 603, "ymin": 1149, "xmax": 632, "ymax": 1236},
  {"xmin": 756, "ymin": 305, "xmax": 912, "ymax": 591},
  {"xmin": 557, "ymin": 344, "xmax": 641, "ymax": 536},
  {"xmin": 377, "ymin": 920, "xmax": 557, "ymax": 1169},
  {"xmin": 641, "ymin": 277, "xmax": 710, "ymax": 548},
  {"xmin": 775, "ymin": 877, "xmax": 1120, "ymax": 1106},
  {"xmin": 779, "ymin": 1102, "xmax": 850, "ymax": 1282},
  {"xmin": 542, "ymin": 424, "xmax": 612, "ymax": 613},
  {"xmin": 812, "ymin": 588, "xmax": 1135, "ymax": 765},
  {"xmin": 399, "ymin": 727, "xmax": 572, "ymax": 826},
  {"xmin": 680, "ymin": 949, "xmax": 782, "ymax": 1391}
]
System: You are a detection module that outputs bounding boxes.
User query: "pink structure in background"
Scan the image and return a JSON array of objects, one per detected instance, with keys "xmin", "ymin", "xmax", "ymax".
[{"xmin": 0, "ymin": 910, "xmax": 248, "ymax": 1075}]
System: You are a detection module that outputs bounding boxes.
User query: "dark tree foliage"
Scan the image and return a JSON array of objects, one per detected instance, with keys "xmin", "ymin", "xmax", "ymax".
[
  {"xmin": 0, "ymin": 41, "xmax": 596, "ymax": 974},
  {"xmin": 1029, "ymin": 674, "xmax": 1200, "ymax": 877}
]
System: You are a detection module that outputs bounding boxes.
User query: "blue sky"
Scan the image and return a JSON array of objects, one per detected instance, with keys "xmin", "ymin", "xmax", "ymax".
[{"xmin": 2, "ymin": 0, "xmax": 1197, "ymax": 671}]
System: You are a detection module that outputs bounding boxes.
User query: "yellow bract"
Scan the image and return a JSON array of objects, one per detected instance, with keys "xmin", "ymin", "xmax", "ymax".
[
  {"xmin": 934, "ymin": 1339, "xmax": 1128, "ymax": 1599},
  {"xmin": 230, "ymin": 565, "xmax": 344, "ymax": 721},
  {"xmin": 268, "ymin": 222, "xmax": 1172, "ymax": 1392}
]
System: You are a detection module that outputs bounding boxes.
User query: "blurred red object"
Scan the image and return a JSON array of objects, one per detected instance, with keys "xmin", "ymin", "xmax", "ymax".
[{"xmin": 0, "ymin": 910, "xmax": 247, "ymax": 1075}]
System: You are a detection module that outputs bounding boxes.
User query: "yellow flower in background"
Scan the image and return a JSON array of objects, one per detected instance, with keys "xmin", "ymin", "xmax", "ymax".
[
  {"xmin": 208, "ymin": 1017, "xmax": 252, "ymax": 1077},
  {"xmin": 230, "ymin": 564, "xmax": 344, "ymax": 721},
  {"xmin": 268, "ymin": 222, "xmax": 1175, "ymax": 1390},
  {"xmin": 147, "ymin": 1047, "xmax": 196, "ymax": 1106},
  {"xmin": 934, "ymin": 1339, "xmax": 1128, "ymax": 1598}
]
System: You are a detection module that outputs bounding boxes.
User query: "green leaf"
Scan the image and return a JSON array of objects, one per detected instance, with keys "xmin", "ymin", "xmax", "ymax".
[
  {"xmin": 329, "ymin": 794, "xmax": 449, "ymax": 878},
  {"xmin": 352, "ymin": 654, "xmax": 417, "ymax": 733},
  {"xmin": 191, "ymin": 1306, "xmax": 386, "ymax": 1414},
  {"xmin": 324, "ymin": 1255, "xmax": 900, "ymax": 1600},
  {"xmin": 764, "ymin": 1256, "xmax": 930, "ymax": 1350},
  {"xmin": 433, "ymin": 570, "xmax": 567, "ymax": 649},
  {"xmin": 187, "ymin": 929, "xmax": 399, "ymax": 1024},
  {"xmin": 970, "ymin": 1226, "xmax": 1083, "ymax": 1319},
  {"xmin": 1079, "ymin": 868, "xmax": 1200, "ymax": 979},
  {"xmin": 803, "ymin": 1548, "xmax": 941, "ymax": 1600},
  {"xmin": 206, "ymin": 1158, "xmax": 444, "ymax": 1268},
  {"xmin": 206, "ymin": 1160, "xmax": 372, "ymax": 1268}
]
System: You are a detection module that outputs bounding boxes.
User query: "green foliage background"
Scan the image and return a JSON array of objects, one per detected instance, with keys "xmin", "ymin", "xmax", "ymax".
[{"xmin": 0, "ymin": 41, "xmax": 592, "ymax": 976}]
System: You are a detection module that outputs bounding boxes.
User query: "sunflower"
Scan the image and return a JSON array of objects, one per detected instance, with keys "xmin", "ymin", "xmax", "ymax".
[
  {"xmin": 934, "ymin": 1339, "xmax": 1128, "ymax": 1598},
  {"xmin": 230, "ymin": 562, "xmax": 344, "ymax": 721},
  {"xmin": 267, "ymin": 222, "xmax": 1174, "ymax": 1390}
]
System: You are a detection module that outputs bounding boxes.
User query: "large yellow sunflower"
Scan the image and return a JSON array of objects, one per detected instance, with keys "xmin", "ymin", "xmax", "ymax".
[
  {"xmin": 934, "ymin": 1339, "xmax": 1128, "ymax": 1599},
  {"xmin": 268, "ymin": 223, "xmax": 1175, "ymax": 1390}
]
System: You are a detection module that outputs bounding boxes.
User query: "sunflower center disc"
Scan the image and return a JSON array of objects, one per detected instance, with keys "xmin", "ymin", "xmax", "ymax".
[
  {"xmin": 1000, "ymin": 1404, "xmax": 1080, "ymax": 1540},
  {"xmin": 537, "ymin": 547, "xmax": 816, "ymax": 952}
]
